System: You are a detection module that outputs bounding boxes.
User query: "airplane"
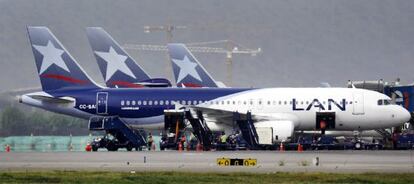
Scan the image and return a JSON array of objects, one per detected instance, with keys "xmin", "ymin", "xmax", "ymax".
[
  {"xmin": 20, "ymin": 26, "xmax": 410, "ymax": 148},
  {"xmin": 167, "ymin": 43, "xmax": 224, "ymax": 88},
  {"xmin": 85, "ymin": 27, "xmax": 171, "ymax": 88}
]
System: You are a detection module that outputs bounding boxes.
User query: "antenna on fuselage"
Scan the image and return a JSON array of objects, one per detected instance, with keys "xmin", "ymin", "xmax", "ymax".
[{"xmin": 348, "ymin": 80, "xmax": 356, "ymax": 89}]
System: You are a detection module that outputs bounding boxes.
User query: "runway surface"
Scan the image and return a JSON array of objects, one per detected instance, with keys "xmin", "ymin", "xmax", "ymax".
[{"xmin": 1, "ymin": 151, "xmax": 414, "ymax": 173}]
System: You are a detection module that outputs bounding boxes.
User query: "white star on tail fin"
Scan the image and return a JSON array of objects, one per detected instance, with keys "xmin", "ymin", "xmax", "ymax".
[
  {"xmin": 94, "ymin": 46, "xmax": 136, "ymax": 81},
  {"xmin": 172, "ymin": 55, "xmax": 202, "ymax": 83},
  {"xmin": 32, "ymin": 41, "xmax": 69, "ymax": 74}
]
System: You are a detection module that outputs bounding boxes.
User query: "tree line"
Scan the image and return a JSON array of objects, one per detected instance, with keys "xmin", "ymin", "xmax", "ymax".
[{"xmin": 0, "ymin": 106, "xmax": 89, "ymax": 136}]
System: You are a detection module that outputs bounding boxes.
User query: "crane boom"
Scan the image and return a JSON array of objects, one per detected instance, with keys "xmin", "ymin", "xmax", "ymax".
[{"xmin": 122, "ymin": 44, "xmax": 261, "ymax": 56}]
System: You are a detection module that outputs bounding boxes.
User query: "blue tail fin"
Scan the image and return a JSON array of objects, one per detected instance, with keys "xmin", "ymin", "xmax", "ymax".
[
  {"xmin": 167, "ymin": 43, "xmax": 219, "ymax": 88},
  {"xmin": 27, "ymin": 26, "xmax": 100, "ymax": 92},
  {"xmin": 86, "ymin": 27, "xmax": 152, "ymax": 88}
]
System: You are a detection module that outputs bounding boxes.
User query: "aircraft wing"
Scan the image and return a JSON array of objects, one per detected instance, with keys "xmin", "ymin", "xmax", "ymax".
[{"xmin": 189, "ymin": 106, "xmax": 298, "ymax": 126}]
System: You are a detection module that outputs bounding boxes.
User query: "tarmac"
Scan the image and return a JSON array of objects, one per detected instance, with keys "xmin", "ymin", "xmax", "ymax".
[{"xmin": 1, "ymin": 150, "xmax": 414, "ymax": 173}]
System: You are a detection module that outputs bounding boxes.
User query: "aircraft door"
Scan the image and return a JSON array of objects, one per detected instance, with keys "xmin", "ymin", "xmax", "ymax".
[
  {"xmin": 316, "ymin": 112, "xmax": 335, "ymax": 134},
  {"xmin": 96, "ymin": 92, "xmax": 108, "ymax": 115},
  {"xmin": 352, "ymin": 92, "xmax": 365, "ymax": 115}
]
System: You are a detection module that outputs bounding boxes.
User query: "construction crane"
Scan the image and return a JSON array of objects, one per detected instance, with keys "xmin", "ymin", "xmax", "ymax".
[
  {"xmin": 143, "ymin": 25, "xmax": 187, "ymax": 80},
  {"xmin": 123, "ymin": 40, "xmax": 261, "ymax": 86}
]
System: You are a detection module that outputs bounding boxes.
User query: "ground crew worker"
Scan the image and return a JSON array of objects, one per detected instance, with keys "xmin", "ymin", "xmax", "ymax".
[
  {"xmin": 219, "ymin": 132, "xmax": 227, "ymax": 150},
  {"xmin": 320, "ymin": 120, "xmax": 326, "ymax": 135},
  {"xmin": 147, "ymin": 132, "xmax": 154, "ymax": 151},
  {"xmin": 220, "ymin": 132, "xmax": 227, "ymax": 143},
  {"xmin": 180, "ymin": 135, "xmax": 186, "ymax": 147}
]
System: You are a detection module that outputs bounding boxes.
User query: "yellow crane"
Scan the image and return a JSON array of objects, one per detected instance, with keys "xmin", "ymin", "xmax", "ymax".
[{"xmin": 123, "ymin": 39, "xmax": 261, "ymax": 86}]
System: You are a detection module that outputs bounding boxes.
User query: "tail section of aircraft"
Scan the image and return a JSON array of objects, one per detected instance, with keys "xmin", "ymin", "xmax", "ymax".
[
  {"xmin": 86, "ymin": 27, "xmax": 153, "ymax": 88},
  {"xmin": 27, "ymin": 26, "xmax": 100, "ymax": 92},
  {"xmin": 167, "ymin": 43, "xmax": 219, "ymax": 88}
]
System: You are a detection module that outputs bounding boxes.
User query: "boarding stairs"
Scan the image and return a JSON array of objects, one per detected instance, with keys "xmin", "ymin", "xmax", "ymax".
[
  {"xmin": 88, "ymin": 116, "xmax": 147, "ymax": 148},
  {"xmin": 233, "ymin": 111, "xmax": 260, "ymax": 149},
  {"xmin": 185, "ymin": 110, "xmax": 213, "ymax": 150}
]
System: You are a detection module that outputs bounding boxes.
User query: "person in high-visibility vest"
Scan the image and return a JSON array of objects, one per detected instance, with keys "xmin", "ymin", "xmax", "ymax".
[{"xmin": 219, "ymin": 132, "xmax": 227, "ymax": 150}]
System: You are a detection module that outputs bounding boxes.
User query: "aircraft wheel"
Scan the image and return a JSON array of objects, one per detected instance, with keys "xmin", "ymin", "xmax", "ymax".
[
  {"xmin": 107, "ymin": 142, "xmax": 118, "ymax": 151},
  {"xmin": 126, "ymin": 143, "xmax": 133, "ymax": 151},
  {"xmin": 92, "ymin": 145, "xmax": 98, "ymax": 152},
  {"xmin": 354, "ymin": 142, "xmax": 362, "ymax": 150}
]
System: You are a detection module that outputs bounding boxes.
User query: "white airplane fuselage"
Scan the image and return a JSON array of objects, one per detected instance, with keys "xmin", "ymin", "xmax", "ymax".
[{"xmin": 21, "ymin": 88, "xmax": 410, "ymax": 134}]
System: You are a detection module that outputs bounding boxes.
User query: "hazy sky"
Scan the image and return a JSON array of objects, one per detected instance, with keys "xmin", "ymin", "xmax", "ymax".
[{"xmin": 1, "ymin": 0, "xmax": 414, "ymax": 91}]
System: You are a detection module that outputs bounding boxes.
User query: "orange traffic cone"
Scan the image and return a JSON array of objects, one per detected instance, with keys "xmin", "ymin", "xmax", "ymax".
[
  {"xmin": 178, "ymin": 142, "xmax": 183, "ymax": 152},
  {"xmin": 85, "ymin": 143, "xmax": 92, "ymax": 152},
  {"xmin": 279, "ymin": 143, "xmax": 284, "ymax": 151},
  {"xmin": 297, "ymin": 143, "xmax": 303, "ymax": 152}
]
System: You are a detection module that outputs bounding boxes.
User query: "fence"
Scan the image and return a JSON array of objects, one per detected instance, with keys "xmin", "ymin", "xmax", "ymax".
[{"xmin": 0, "ymin": 135, "xmax": 161, "ymax": 152}]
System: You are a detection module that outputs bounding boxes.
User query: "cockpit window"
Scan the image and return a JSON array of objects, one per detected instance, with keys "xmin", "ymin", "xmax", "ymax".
[
  {"xmin": 377, "ymin": 99, "xmax": 392, "ymax": 106},
  {"xmin": 377, "ymin": 100, "xmax": 383, "ymax": 105}
]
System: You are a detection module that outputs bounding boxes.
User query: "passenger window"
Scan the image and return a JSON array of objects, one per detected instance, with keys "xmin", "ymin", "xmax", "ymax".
[
  {"xmin": 182, "ymin": 100, "xmax": 186, "ymax": 105},
  {"xmin": 222, "ymin": 101, "xmax": 225, "ymax": 105},
  {"xmin": 143, "ymin": 101, "xmax": 147, "ymax": 105},
  {"xmin": 132, "ymin": 101, "xmax": 136, "ymax": 105},
  {"xmin": 284, "ymin": 101, "xmax": 287, "ymax": 105},
  {"xmin": 160, "ymin": 100, "xmax": 164, "ymax": 105},
  {"xmin": 138, "ymin": 101, "xmax": 142, "ymax": 105},
  {"xmin": 165, "ymin": 101, "xmax": 169, "ymax": 105},
  {"xmin": 121, "ymin": 100, "xmax": 125, "ymax": 106},
  {"xmin": 154, "ymin": 101, "xmax": 158, "ymax": 105},
  {"xmin": 126, "ymin": 101, "xmax": 130, "ymax": 106},
  {"xmin": 149, "ymin": 101, "xmax": 153, "ymax": 105},
  {"xmin": 233, "ymin": 101, "xmax": 236, "ymax": 105},
  {"xmin": 267, "ymin": 101, "xmax": 271, "ymax": 105},
  {"xmin": 193, "ymin": 100, "xmax": 197, "ymax": 105},
  {"xmin": 188, "ymin": 101, "xmax": 192, "ymax": 105}
]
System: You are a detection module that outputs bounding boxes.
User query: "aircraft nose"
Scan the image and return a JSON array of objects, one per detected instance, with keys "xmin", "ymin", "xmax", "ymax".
[{"xmin": 399, "ymin": 107, "xmax": 411, "ymax": 123}]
